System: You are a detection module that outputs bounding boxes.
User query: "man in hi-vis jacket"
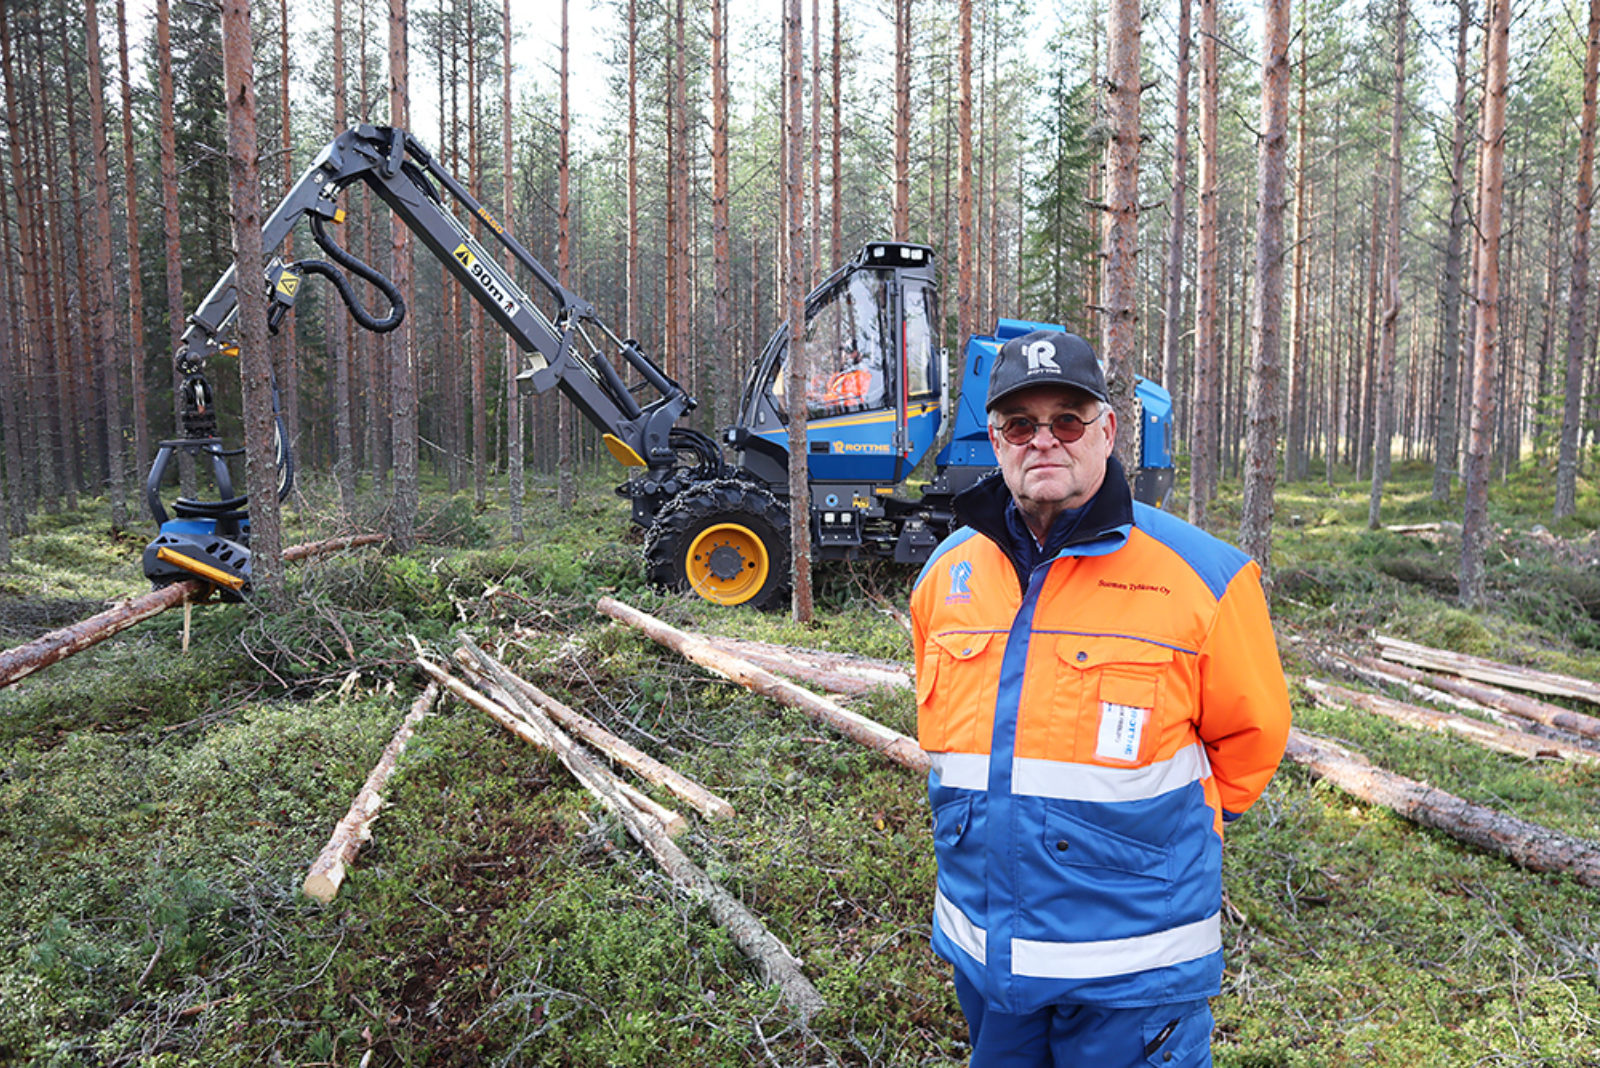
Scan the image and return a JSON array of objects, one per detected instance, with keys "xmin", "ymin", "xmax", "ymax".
[{"xmin": 910, "ymin": 329, "xmax": 1291, "ymax": 1067}]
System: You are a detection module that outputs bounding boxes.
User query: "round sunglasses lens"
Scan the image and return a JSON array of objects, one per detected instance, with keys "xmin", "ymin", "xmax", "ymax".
[
  {"xmin": 1050, "ymin": 415, "xmax": 1086, "ymax": 443},
  {"xmin": 1002, "ymin": 419, "xmax": 1036, "ymax": 445}
]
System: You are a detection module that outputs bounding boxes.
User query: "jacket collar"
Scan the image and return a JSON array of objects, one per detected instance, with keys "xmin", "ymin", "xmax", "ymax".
[{"xmin": 953, "ymin": 455, "xmax": 1135, "ymax": 590}]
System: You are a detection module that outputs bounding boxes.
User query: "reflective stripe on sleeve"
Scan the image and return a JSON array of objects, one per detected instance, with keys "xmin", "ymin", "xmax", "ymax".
[
  {"xmin": 934, "ymin": 888, "xmax": 988, "ymax": 964},
  {"xmin": 928, "ymin": 751, "xmax": 990, "ymax": 791},
  {"xmin": 1012, "ymin": 911, "xmax": 1222, "ymax": 980},
  {"xmin": 1012, "ymin": 742, "xmax": 1211, "ymax": 803}
]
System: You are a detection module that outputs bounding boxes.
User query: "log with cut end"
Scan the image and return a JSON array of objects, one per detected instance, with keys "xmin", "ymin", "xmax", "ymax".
[
  {"xmin": 419, "ymin": 656, "xmax": 825, "ymax": 1018},
  {"xmin": 1284, "ymin": 729, "xmax": 1600, "ymax": 887},
  {"xmin": 596, "ymin": 597, "xmax": 928, "ymax": 774},
  {"xmin": 303, "ymin": 681, "xmax": 440, "ymax": 903},
  {"xmin": 1353, "ymin": 654, "xmax": 1600, "ymax": 745},
  {"xmin": 1302, "ymin": 678, "xmax": 1597, "ymax": 764},
  {"xmin": 0, "ymin": 580, "xmax": 204, "ymax": 691},
  {"xmin": 0, "ymin": 532, "xmax": 388, "ymax": 692},
  {"xmin": 1375, "ymin": 635, "xmax": 1600, "ymax": 708},
  {"xmin": 455, "ymin": 639, "xmax": 735, "ymax": 821}
]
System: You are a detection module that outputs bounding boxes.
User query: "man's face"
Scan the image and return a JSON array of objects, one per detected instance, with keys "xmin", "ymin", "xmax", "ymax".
[{"xmin": 988, "ymin": 385, "xmax": 1117, "ymax": 529}]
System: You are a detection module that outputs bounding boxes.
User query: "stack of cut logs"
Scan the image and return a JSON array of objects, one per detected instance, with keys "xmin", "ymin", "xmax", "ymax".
[
  {"xmin": 300, "ymin": 605, "xmax": 938, "ymax": 1021},
  {"xmin": 1293, "ymin": 633, "xmax": 1600, "ymax": 887}
]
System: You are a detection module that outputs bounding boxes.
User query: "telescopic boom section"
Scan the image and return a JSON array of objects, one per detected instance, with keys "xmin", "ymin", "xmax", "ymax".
[{"xmin": 169, "ymin": 124, "xmax": 694, "ymax": 480}]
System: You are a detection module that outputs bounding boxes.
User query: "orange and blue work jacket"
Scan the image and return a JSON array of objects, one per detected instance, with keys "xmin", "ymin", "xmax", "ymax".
[{"xmin": 910, "ymin": 460, "xmax": 1291, "ymax": 1013}]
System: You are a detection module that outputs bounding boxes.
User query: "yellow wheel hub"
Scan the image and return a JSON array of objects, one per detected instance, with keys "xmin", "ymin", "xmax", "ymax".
[{"xmin": 685, "ymin": 522, "xmax": 770, "ymax": 606}]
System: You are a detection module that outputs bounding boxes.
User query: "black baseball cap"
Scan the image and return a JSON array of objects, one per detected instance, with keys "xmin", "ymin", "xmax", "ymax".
[{"xmin": 985, "ymin": 329, "xmax": 1109, "ymax": 410}]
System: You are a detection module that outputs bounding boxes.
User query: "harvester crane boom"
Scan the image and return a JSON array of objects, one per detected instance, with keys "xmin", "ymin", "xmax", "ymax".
[{"xmin": 145, "ymin": 124, "xmax": 712, "ymax": 594}]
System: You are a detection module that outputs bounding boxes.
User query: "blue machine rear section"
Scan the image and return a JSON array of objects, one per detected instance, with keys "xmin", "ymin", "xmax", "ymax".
[{"xmin": 936, "ymin": 318, "xmax": 1174, "ymax": 490}]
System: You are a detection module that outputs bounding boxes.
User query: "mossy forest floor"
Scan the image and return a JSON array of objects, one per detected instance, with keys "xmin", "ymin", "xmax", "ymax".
[{"xmin": 2, "ymin": 460, "xmax": 1600, "ymax": 1066}]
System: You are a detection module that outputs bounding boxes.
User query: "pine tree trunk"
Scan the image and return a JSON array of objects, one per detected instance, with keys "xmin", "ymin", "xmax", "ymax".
[
  {"xmin": 711, "ymin": 0, "xmax": 734, "ymax": 432},
  {"xmin": 330, "ymin": 0, "xmax": 357, "ymax": 515},
  {"xmin": 1433, "ymin": 0, "xmax": 1471, "ymax": 502},
  {"xmin": 785, "ymin": 0, "xmax": 813, "ymax": 622},
  {"xmin": 84, "ymin": 0, "xmax": 128, "ymax": 526},
  {"xmin": 219, "ymin": 0, "xmax": 286, "ymax": 605},
  {"xmin": 1189, "ymin": 0, "xmax": 1220, "ymax": 526},
  {"xmin": 957, "ymin": 0, "xmax": 973, "ymax": 353},
  {"xmin": 1240, "ymin": 0, "xmax": 1290, "ymax": 569},
  {"xmin": 1162, "ymin": 0, "xmax": 1192, "ymax": 448},
  {"xmin": 503, "ymin": 0, "xmax": 523, "ymax": 541},
  {"xmin": 115, "ymin": 0, "xmax": 149, "ymax": 488},
  {"xmin": 557, "ymin": 0, "xmax": 574, "ymax": 510},
  {"xmin": 892, "ymin": 0, "xmax": 911, "ymax": 240},
  {"xmin": 1461, "ymin": 0, "xmax": 1509, "ymax": 607},
  {"xmin": 1285, "ymin": 0, "xmax": 1309, "ymax": 482},
  {"xmin": 2, "ymin": 12, "xmax": 54, "ymax": 512},
  {"xmin": 387, "ymin": 0, "xmax": 417, "ymax": 548},
  {"xmin": 1368, "ymin": 0, "xmax": 1406, "ymax": 529},
  {"xmin": 831, "ymin": 0, "xmax": 842, "ymax": 269},
  {"xmin": 1557, "ymin": 0, "xmax": 1600, "ymax": 519},
  {"xmin": 1102, "ymin": 0, "xmax": 1141, "ymax": 473}
]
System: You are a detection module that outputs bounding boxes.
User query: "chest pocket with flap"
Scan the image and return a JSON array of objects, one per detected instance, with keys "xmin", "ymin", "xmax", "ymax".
[
  {"xmin": 1051, "ymin": 635, "xmax": 1176, "ymax": 766},
  {"xmin": 918, "ymin": 630, "xmax": 1004, "ymax": 754}
]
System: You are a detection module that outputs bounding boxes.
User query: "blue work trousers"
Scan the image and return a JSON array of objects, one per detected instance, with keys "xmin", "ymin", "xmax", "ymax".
[{"xmin": 954, "ymin": 971, "xmax": 1214, "ymax": 1068}]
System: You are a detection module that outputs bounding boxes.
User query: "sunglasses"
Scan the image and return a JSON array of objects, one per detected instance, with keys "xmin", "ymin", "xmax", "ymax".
[{"xmin": 995, "ymin": 410, "xmax": 1106, "ymax": 446}]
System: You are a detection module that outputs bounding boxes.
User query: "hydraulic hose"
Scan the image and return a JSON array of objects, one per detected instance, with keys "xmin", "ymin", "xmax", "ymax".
[{"xmin": 304, "ymin": 213, "xmax": 406, "ymax": 333}]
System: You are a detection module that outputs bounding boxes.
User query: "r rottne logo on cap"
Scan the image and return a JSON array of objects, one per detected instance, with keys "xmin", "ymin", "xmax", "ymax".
[{"xmin": 1025, "ymin": 338, "xmax": 1060, "ymax": 373}]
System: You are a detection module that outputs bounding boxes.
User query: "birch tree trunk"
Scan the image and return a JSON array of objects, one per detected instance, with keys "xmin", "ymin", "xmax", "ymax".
[
  {"xmin": 1461, "ymin": 0, "xmax": 1509, "ymax": 607},
  {"xmin": 219, "ymin": 0, "xmax": 286, "ymax": 605},
  {"xmin": 1240, "ymin": 0, "xmax": 1291, "ymax": 569},
  {"xmin": 1556, "ymin": 0, "xmax": 1600, "ymax": 520}
]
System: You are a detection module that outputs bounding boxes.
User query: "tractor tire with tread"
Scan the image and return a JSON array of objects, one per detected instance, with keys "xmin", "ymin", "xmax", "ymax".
[{"xmin": 645, "ymin": 479, "xmax": 791, "ymax": 609}]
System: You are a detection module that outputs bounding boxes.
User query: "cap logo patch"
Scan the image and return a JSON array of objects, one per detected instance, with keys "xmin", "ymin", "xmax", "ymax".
[{"xmin": 1025, "ymin": 339, "xmax": 1059, "ymax": 373}]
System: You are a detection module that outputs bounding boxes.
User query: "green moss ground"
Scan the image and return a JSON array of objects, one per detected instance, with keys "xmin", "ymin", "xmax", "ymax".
[{"xmin": 1, "ymin": 459, "xmax": 1598, "ymax": 1065}]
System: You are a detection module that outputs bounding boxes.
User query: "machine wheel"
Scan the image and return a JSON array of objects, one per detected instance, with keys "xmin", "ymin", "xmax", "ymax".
[{"xmin": 645, "ymin": 480, "xmax": 790, "ymax": 609}]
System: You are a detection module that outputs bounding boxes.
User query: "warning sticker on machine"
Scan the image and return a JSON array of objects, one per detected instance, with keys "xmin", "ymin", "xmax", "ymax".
[{"xmin": 452, "ymin": 242, "xmax": 520, "ymax": 319}]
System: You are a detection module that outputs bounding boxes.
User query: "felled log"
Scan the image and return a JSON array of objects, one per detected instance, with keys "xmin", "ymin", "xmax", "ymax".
[
  {"xmin": 596, "ymin": 597, "xmax": 928, "ymax": 774},
  {"xmin": 1302, "ymin": 678, "xmax": 1597, "ymax": 764},
  {"xmin": 698, "ymin": 635, "xmax": 911, "ymax": 697},
  {"xmin": 1383, "ymin": 522, "xmax": 1443, "ymax": 535},
  {"xmin": 303, "ymin": 681, "xmax": 440, "ymax": 903},
  {"xmin": 1352, "ymin": 653, "xmax": 1600, "ymax": 746},
  {"xmin": 1284, "ymin": 729, "xmax": 1600, "ymax": 887},
  {"xmin": 0, "ymin": 532, "xmax": 388, "ymax": 692},
  {"xmin": 419, "ymin": 656, "xmax": 825, "ymax": 1019},
  {"xmin": 455, "ymin": 639, "xmax": 735, "ymax": 821},
  {"xmin": 0, "ymin": 580, "xmax": 201, "ymax": 691},
  {"xmin": 1375, "ymin": 634, "xmax": 1600, "ymax": 708}
]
